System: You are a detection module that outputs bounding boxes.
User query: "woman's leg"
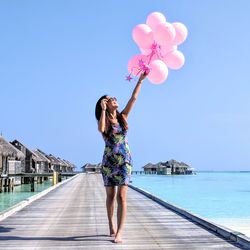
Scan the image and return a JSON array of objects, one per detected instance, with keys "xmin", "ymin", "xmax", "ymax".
[
  {"xmin": 105, "ymin": 186, "xmax": 116, "ymax": 236},
  {"xmin": 115, "ymin": 185, "xmax": 128, "ymax": 243}
]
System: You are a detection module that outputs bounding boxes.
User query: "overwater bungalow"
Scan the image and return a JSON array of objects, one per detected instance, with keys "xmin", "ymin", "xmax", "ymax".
[
  {"xmin": 0, "ymin": 136, "xmax": 25, "ymax": 190},
  {"xmin": 64, "ymin": 160, "xmax": 76, "ymax": 172},
  {"xmin": 63, "ymin": 159, "xmax": 75, "ymax": 172},
  {"xmin": 35, "ymin": 149, "xmax": 75, "ymax": 173},
  {"xmin": 32, "ymin": 149, "xmax": 51, "ymax": 173},
  {"xmin": 143, "ymin": 159, "xmax": 194, "ymax": 175},
  {"xmin": 35, "ymin": 150, "xmax": 60, "ymax": 172},
  {"xmin": 82, "ymin": 163, "xmax": 101, "ymax": 173},
  {"xmin": 47, "ymin": 154, "xmax": 61, "ymax": 172},
  {"xmin": 57, "ymin": 157, "xmax": 68, "ymax": 172},
  {"xmin": 11, "ymin": 140, "xmax": 35, "ymax": 183},
  {"xmin": 143, "ymin": 162, "xmax": 163, "ymax": 174}
]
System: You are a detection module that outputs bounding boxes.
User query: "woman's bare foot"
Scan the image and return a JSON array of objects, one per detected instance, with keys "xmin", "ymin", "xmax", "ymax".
[
  {"xmin": 114, "ymin": 238, "xmax": 123, "ymax": 243},
  {"xmin": 114, "ymin": 234, "xmax": 123, "ymax": 243}
]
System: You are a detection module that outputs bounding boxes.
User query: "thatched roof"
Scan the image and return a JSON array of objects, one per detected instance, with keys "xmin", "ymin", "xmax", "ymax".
[
  {"xmin": 47, "ymin": 154, "xmax": 61, "ymax": 165},
  {"xmin": 35, "ymin": 149, "xmax": 75, "ymax": 168},
  {"xmin": 166, "ymin": 159, "xmax": 180, "ymax": 165},
  {"xmin": 0, "ymin": 136, "xmax": 25, "ymax": 159},
  {"xmin": 57, "ymin": 157, "xmax": 67, "ymax": 166},
  {"xmin": 62, "ymin": 159, "xmax": 75, "ymax": 168},
  {"xmin": 180, "ymin": 161, "xmax": 189, "ymax": 167},
  {"xmin": 143, "ymin": 163, "xmax": 154, "ymax": 169},
  {"xmin": 65, "ymin": 160, "xmax": 76, "ymax": 169},
  {"xmin": 11, "ymin": 139, "xmax": 32, "ymax": 155},
  {"xmin": 35, "ymin": 149, "xmax": 60, "ymax": 165},
  {"xmin": 62, "ymin": 159, "xmax": 71, "ymax": 167},
  {"xmin": 32, "ymin": 151, "xmax": 43, "ymax": 162},
  {"xmin": 32, "ymin": 149, "xmax": 51, "ymax": 163}
]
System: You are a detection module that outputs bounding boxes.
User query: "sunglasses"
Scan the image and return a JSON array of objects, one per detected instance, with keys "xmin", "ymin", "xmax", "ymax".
[{"xmin": 107, "ymin": 97, "xmax": 117, "ymax": 102}]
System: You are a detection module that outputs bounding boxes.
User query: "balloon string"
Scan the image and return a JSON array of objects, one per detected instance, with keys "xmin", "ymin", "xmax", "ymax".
[
  {"xmin": 156, "ymin": 50, "xmax": 162, "ymax": 60},
  {"xmin": 131, "ymin": 66, "xmax": 142, "ymax": 77},
  {"xmin": 147, "ymin": 41, "xmax": 162, "ymax": 65},
  {"xmin": 147, "ymin": 52, "xmax": 154, "ymax": 64}
]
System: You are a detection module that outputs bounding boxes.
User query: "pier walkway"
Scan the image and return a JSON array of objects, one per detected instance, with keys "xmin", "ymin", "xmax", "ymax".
[{"xmin": 0, "ymin": 173, "xmax": 244, "ymax": 249}]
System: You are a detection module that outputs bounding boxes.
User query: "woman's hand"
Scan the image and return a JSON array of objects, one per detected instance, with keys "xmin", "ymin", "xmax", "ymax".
[
  {"xmin": 101, "ymin": 98, "xmax": 108, "ymax": 110},
  {"xmin": 138, "ymin": 71, "xmax": 148, "ymax": 83}
]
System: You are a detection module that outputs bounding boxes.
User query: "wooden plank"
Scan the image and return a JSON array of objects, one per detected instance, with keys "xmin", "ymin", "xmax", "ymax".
[{"xmin": 0, "ymin": 173, "xmax": 243, "ymax": 249}]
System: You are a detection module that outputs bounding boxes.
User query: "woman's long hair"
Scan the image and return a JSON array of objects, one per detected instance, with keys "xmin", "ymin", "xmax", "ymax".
[{"xmin": 95, "ymin": 95, "xmax": 128, "ymax": 132}]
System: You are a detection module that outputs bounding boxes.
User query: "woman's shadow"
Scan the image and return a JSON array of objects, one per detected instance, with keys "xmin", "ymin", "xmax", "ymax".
[{"xmin": 0, "ymin": 232, "xmax": 113, "ymax": 242}]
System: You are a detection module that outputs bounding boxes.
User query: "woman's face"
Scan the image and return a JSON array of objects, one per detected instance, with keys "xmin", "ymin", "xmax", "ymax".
[{"xmin": 106, "ymin": 96, "xmax": 119, "ymax": 110}]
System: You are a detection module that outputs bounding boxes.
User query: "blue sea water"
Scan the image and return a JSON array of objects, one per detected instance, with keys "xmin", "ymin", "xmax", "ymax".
[
  {"xmin": 131, "ymin": 172, "xmax": 250, "ymax": 219},
  {"xmin": 0, "ymin": 179, "xmax": 53, "ymax": 213}
]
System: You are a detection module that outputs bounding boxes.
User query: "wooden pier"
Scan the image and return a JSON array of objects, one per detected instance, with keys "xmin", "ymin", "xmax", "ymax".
[{"xmin": 0, "ymin": 173, "xmax": 245, "ymax": 249}]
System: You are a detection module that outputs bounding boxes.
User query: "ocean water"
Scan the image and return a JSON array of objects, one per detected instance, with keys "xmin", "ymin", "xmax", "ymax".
[
  {"xmin": 0, "ymin": 179, "xmax": 53, "ymax": 213},
  {"xmin": 131, "ymin": 172, "xmax": 250, "ymax": 220}
]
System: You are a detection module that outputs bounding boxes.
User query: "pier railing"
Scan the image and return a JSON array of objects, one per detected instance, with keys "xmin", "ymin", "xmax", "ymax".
[
  {"xmin": 0, "ymin": 172, "xmax": 79, "ymax": 193},
  {"xmin": 7, "ymin": 172, "xmax": 78, "ymax": 177},
  {"xmin": 132, "ymin": 171, "xmax": 157, "ymax": 175}
]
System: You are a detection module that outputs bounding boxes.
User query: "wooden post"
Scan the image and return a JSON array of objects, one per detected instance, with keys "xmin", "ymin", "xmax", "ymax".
[
  {"xmin": 8, "ymin": 178, "xmax": 14, "ymax": 192},
  {"xmin": 52, "ymin": 171, "xmax": 59, "ymax": 185},
  {"xmin": 4, "ymin": 178, "xmax": 8, "ymax": 192},
  {"xmin": 7, "ymin": 178, "xmax": 10, "ymax": 192},
  {"xmin": 30, "ymin": 177, "xmax": 35, "ymax": 192},
  {"xmin": 58, "ymin": 173, "xmax": 62, "ymax": 183}
]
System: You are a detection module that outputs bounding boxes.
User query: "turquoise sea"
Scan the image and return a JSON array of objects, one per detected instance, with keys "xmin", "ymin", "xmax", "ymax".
[
  {"xmin": 132, "ymin": 172, "xmax": 250, "ymax": 219},
  {"xmin": 0, "ymin": 179, "xmax": 53, "ymax": 213}
]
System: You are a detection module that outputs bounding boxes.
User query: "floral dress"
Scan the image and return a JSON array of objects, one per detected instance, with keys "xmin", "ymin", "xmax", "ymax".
[{"xmin": 101, "ymin": 122, "xmax": 132, "ymax": 186}]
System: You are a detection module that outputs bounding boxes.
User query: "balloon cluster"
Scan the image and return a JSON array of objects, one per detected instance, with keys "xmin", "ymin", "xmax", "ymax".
[{"xmin": 127, "ymin": 12, "xmax": 188, "ymax": 84}]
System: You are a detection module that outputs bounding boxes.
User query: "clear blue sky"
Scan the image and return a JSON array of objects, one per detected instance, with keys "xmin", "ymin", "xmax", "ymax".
[{"xmin": 1, "ymin": 0, "xmax": 250, "ymax": 171}]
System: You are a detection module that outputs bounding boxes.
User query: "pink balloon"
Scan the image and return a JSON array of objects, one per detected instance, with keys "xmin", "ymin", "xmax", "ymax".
[
  {"xmin": 139, "ymin": 48, "xmax": 159, "ymax": 63},
  {"xmin": 146, "ymin": 12, "xmax": 166, "ymax": 31},
  {"xmin": 154, "ymin": 22, "xmax": 176, "ymax": 46},
  {"xmin": 172, "ymin": 22, "xmax": 188, "ymax": 45},
  {"xmin": 160, "ymin": 44, "xmax": 177, "ymax": 56},
  {"xmin": 163, "ymin": 50, "xmax": 185, "ymax": 70},
  {"xmin": 139, "ymin": 47, "xmax": 152, "ymax": 55},
  {"xmin": 132, "ymin": 24, "xmax": 154, "ymax": 49},
  {"xmin": 148, "ymin": 60, "xmax": 168, "ymax": 84},
  {"xmin": 128, "ymin": 54, "xmax": 148, "ymax": 76}
]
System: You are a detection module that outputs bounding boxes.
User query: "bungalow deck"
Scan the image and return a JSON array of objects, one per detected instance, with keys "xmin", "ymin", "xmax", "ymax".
[{"xmin": 0, "ymin": 173, "xmax": 245, "ymax": 249}]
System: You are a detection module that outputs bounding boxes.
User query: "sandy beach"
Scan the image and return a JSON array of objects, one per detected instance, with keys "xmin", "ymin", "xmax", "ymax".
[{"xmin": 212, "ymin": 218, "xmax": 250, "ymax": 238}]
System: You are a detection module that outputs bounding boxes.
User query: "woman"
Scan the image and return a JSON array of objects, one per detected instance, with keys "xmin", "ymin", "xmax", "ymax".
[{"xmin": 95, "ymin": 72, "xmax": 147, "ymax": 243}]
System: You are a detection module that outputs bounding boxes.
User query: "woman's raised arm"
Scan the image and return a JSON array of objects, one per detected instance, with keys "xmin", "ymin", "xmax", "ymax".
[
  {"xmin": 122, "ymin": 72, "xmax": 147, "ymax": 119},
  {"xmin": 98, "ymin": 98, "xmax": 108, "ymax": 133}
]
